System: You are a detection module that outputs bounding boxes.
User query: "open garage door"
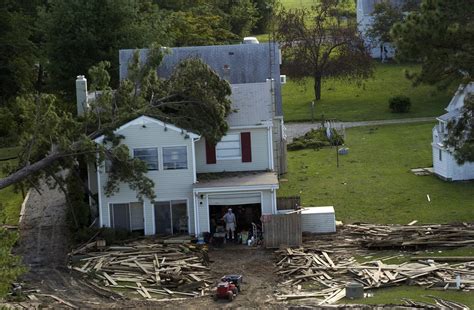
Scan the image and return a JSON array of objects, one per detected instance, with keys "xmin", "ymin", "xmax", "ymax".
[
  {"xmin": 208, "ymin": 192, "xmax": 261, "ymax": 205},
  {"xmin": 208, "ymin": 192, "xmax": 262, "ymax": 235}
]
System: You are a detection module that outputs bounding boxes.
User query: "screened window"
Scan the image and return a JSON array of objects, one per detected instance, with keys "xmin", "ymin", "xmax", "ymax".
[
  {"xmin": 163, "ymin": 146, "xmax": 187, "ymax": 170},
  {"xmin": 133, "ymin": 148, "xmax": 158, "ymax": 170},
  {"xmin": 216, "ymin": 134, "xmax": 241, "ymax": 160}
]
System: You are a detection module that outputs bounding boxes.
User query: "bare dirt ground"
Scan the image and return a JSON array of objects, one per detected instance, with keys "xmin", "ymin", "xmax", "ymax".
[
  {"xmin": 5, "ymin": 178, "xmax": 285, "ymax": 308},
  {"xmin": 11, "ymin": 180, "xmax": 115, "ymax": 308},
  {"xmin": 162, "ymin": 244, "xmax": 285, "ymax": 309}
]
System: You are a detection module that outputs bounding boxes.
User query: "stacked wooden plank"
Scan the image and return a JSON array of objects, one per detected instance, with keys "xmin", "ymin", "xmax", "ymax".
[
  {"xmin": 344, "ymin": 223, "xmax": 474, "ymax": 249},
  {"xmin": 69, "ymin": 241, "xmax": 211, "ymax": 300},
  {"xmin": 274, "ymin": 246, "xmax": 474, "ymax": 303}
]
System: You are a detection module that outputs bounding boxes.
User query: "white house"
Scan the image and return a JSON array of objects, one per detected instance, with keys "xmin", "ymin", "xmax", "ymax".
[
  {"xmin": 356, "ymin": 0, "xmax": 405, "ymax": 59},
  {"xmin": 82, "ymin": 43, "xmax": 286, "ymax": 236},
  {"xmin": 432, "ymin": 83, "xmax": 474, "ymax": 181}
]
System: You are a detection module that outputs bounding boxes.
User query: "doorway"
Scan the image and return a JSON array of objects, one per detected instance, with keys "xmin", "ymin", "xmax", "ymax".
[
  {"xmin": 209, "ymin": 203, "xmax": 262, "ymax": 235},
  {"xmin": 154, "ymin": 200, "xmax": 188, "ymax": 235},
  {"xmin": 109, "ymin": 202, "xmax": 144, "ymax": 232}
]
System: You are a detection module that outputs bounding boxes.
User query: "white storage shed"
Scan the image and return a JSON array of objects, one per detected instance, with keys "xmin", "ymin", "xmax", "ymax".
[{"xmin": 301, "ymin": 206, "xmax": 336, "ymax": 233}]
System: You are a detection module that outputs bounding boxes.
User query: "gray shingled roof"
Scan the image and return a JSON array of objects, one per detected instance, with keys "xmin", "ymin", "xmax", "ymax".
[{"xmin": 119, "ymin": 43, "xmax": 283, "ymax": 116}]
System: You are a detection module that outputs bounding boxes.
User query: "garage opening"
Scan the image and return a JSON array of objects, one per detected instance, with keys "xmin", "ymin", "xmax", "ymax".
[{"xmin": 209, "ymin": 203, "xmax": 262, "ymax": 235}]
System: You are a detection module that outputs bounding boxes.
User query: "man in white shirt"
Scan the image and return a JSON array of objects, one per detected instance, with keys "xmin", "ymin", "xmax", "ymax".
[{"xmin": 222, "ymin": 208, "xmax": 237, "ymax": 240}]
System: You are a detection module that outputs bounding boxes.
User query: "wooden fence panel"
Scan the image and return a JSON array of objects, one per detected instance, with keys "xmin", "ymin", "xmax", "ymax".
[
  {"xmin": 277, "ymin": 196, "xmax": 301, "ymax": 210},
  {"xmin": 263, "ymin": 213, "xmax": 302, "ymax": 248}
]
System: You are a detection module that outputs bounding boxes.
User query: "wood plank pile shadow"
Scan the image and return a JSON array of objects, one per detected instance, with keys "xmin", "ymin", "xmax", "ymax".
[
  {"xmin": 344, "ymin": 223, "xmax": 474, "ymax": 249},
  {"xmin": 69, "ymin": 241, "xmax": 211, "ymax": 300},
  {"xmin": 274, "ymin": 246, "xmax": 474, "ymax": 304}
]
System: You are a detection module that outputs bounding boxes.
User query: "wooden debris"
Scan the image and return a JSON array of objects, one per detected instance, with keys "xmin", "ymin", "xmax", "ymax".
[
  {"xmin": 274, "ymin": 241, "xmax": 474, "ymax": 302},
  {"xmin": 69, "ymin": 240, "xmax": 210, "ymax": 300}
]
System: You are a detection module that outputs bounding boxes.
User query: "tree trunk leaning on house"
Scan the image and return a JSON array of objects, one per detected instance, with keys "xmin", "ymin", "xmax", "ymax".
[
  {"xmin": 0, "ymin": 46, "xmax": 233, "ymax": 203},
  {"xmin": 276, "ymin": 0, "xmax": 374, "ymax": 101}
]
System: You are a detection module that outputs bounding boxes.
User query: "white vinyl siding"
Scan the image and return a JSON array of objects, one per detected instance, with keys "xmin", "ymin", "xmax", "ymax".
[
  {"xmin": 163, "ymin": 146, "xmax": 188, "ymax": 170},
  {"xmin": 98, "ymin": 120, "xmax": 196, "ymax": 235},
  {"xmin": 196, "ymin": 128, "xmax": 270, "ymax": 173},
  {"xmin": 216, "ymin": 134, "xmax": 241, "ymax": 160},
  {"xmin": 133, "ymin": 147, "xmax": 158, "ymax": 170}
]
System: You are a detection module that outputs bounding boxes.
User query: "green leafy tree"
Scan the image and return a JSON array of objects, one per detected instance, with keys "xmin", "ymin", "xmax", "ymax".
[
  {"xmin": 276, "ymin": 0, "xmax": 374, "ymax": 101},
  {"xmin": 252, "ymin": 0, "xmax": 278, "ymax": 34},
  {"xmin": 392, "ymin": 0, "xmax": 473, "ymax": 162},
  {"xmin": 228, "ymin": 0, "xmax": 260, "ymax": 37},
  {"xmin": 446, "ymin": 94, "xmax": 474, "ymax": 164},
  {"xmin": 0, "ymin": 47, "xmax": 232, "ymax": 202},
  {"xmin": 366, "ymin": 1, "xmax": 404, "ymax": 59},
  {"xmin": 391, "ymin": 0, "xmax": 473, "ymax": 88},
  {"xmin": 0, "ymin": 1, "xmax": 39, "ymax": 103},
  {"xmin": 38, "ymin": 0, "xmax": 172, "ymax": 97},
  {"xmin": 0, "ymin": 226, "xmax": 26, "ymax": 297},
  {"xmin": 170, "ymin": 8, "xmax": 238, "ymax": 46}
]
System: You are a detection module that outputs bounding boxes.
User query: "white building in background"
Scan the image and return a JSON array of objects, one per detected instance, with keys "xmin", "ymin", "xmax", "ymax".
[
  {"xmin": 432, "ymin": 83, "xmax": 474, "ymax": 181},
  {"xmin": 356, "ymin": 0, "xmax": 405, "ymax": 59}
]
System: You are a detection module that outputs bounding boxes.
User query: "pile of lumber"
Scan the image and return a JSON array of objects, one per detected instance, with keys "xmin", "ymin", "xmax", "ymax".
[
  {"xmin": 274, "ymin": 245, "xmax": 474, "ymax": 303},
  {"xmin": 344, "ymin": 223, "xmax": 474, "ymax": 249},
  {"xmin": 69, "ymin": 240, "xmax": 211, "ymax": 300}
]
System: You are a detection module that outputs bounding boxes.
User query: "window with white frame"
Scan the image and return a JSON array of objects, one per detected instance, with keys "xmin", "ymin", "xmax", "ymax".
[
  {"xmin": 133, "ymin": 147, "xmax": 158, "ymax": 170},
  {"xmin": 216, "ymin": 134, "xmax": 241, "ymax": 160},
  {"xmin": 163, "ymin": 146, "xmax": 188, "ymax": 170}
]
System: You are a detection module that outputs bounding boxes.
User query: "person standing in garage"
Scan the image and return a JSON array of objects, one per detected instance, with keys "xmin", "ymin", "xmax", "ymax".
[{"xmin": 222, "ymin": 208, "xmax": 237, "ymax": 240}]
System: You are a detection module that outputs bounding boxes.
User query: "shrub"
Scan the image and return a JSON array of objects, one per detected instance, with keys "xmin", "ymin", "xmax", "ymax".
[
  {"xmin": 389, "ymin": 95, "xmax": 411, "ymax": 113},
  {"xmin": 288, "ymin": 128, "xmax": 344, "ymax": 151}
]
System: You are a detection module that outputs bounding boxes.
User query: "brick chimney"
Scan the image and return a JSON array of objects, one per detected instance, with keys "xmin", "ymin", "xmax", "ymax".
[{"xmin": 76, "ymin": 75, "xmax": 88, "ymax": 116}]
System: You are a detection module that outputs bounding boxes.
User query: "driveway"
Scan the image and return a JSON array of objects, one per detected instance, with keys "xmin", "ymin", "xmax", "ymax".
[{"xmin": 285, "ymin": 117, "xmax": 436, "ymax": 141}]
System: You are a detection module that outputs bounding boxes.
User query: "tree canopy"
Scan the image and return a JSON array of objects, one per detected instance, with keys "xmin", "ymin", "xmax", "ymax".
[
  {"xmin": 446, "ymin": 93, "xmax": 474, "ymax": 164},
  {"xmin": 0, "ymin": 47, "xmax": 232, "ymax": 201},
  {"xmin": 392, "ymin": 0, "xmax": 474, "ymax": 88},
  {"xmin": 392, "ymin": 0, "xmax": 474, "ymax": 162},
  {"xmin": 366, "ymin": 2, "xmax": 404, "ymax": 47},
  {"xmin": 276, "ymin": 0, "xmax": 374, "ymax": 101}
]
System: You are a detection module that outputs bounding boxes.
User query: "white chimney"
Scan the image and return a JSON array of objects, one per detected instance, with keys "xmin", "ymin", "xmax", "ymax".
[{"xmin": 76, "ymin": 75, "xmax": 88, "ymax": 116}]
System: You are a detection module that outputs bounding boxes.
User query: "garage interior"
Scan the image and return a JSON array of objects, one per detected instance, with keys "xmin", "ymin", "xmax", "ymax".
[{"xmin": 209, "ymin": 203, "xmax": 262, "ymax": 235}]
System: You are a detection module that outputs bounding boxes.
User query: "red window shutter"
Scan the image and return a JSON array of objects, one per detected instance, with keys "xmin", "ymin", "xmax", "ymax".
[
  {"xmin": 205, "ymin": 140, "xmax": 216, "ymax": 164},
  {"xmin": 241, "ymin": 132, "xmax": 252, "ymax": 163}
]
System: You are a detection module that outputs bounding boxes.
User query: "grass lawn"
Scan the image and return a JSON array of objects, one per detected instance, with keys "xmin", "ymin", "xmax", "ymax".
[
  {"xmin": 280, "ymin": 0, "xmax": 316, "ymax": 9},
  {"xmin": 340, "ymin": 286, "xmax": 474, "ymax": 308},
  {"xmin": 282, "ymin": 63, "xmax": 454, "ymax": 122},
  {"xmin": 0, "ymin": 147, "xmax": 23, "ymax": 225},
  {"xmin": 278, "ymin": 122, "xmax": 474, "ymax": 224}
]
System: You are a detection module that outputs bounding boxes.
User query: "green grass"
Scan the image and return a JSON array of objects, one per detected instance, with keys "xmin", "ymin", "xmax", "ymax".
[
  {"xmin": 280, "ymin": 0, "xmax": 316, "ymax": 9},
  {"xmin": 0, "ymin": 147, "xmax": 23, "ymax": 225},
  {"xmin": 282, "ymin": 63, "xmax": 454, "ymax": 122},
  {"xmin": 278, "ymin": 122, "xmax": 474, "ymax": 224},
  {"xmin": 340, "ymin": 286, "xmax": 474, "ymax": 308}
]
